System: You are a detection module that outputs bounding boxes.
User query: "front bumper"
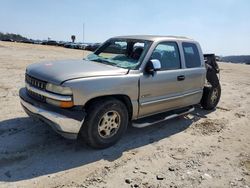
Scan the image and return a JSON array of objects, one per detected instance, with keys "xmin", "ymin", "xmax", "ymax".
[{"xmin": 19, "ymin": 88, "xmax": 85, "ymax": 139}]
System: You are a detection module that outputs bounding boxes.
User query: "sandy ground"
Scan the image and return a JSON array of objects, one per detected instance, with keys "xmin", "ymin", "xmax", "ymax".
[{"xmin": 0, "ymin": 41, "xmax": 249, "ymax": 188}]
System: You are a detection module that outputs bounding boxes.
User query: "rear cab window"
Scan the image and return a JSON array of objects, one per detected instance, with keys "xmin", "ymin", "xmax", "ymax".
[{"xmin": 182, "ymin": 42, "xmax": 201, "ymax": 68}]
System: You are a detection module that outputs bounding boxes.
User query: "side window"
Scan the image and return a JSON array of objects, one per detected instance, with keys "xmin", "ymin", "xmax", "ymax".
[
  {"xmin": 150, "ymin": 42, "xmax": 181, "ymax": 70},
  {"xmin": 182, "ymin": 42, "xmax": 201, "ymax": 68}
]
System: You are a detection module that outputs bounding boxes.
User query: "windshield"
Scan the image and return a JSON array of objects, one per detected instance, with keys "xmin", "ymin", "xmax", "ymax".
[{"xmin": 86, "ymin": 38, "xmax": 152, "ymax": 69}]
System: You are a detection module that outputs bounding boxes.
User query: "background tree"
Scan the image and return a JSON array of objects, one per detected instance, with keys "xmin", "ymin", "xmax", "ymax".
[
  {"xmin": 71, "ymin": 35, "xmax": 76, "ymax": 43},
  {"xmin": 0, "ymin": 32, "xmax": 29, "ymax": 41}
]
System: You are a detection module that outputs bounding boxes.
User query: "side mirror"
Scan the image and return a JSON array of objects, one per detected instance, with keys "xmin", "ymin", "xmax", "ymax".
[{"xmin": 145, "ymin": 59, "xmax": 161, "ymax": 75}]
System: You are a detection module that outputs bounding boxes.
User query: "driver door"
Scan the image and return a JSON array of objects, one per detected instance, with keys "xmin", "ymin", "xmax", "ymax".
[{"xmin": 138, "ymin": 42, "xmax": 187, "ymax": 117}]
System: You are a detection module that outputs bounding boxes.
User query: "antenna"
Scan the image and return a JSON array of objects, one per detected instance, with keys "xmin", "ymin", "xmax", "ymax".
[{"xmin": 83, "ymin": 23, "xmax": 85, "ymax": 59}]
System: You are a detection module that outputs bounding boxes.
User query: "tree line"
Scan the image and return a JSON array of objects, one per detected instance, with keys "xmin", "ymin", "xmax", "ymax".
[{"xmin": 0, "ymin": 32, "xmax": 29, "ymax": 41}]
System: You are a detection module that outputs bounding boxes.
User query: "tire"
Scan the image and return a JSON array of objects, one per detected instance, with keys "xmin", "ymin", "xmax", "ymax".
[
  {"xmin": 201, "ymin": 84, "xmax": 221, "ymax": 110},
  {"xmin": 80, "ymin": 98, "xmax": 128, "ymax": 149}
]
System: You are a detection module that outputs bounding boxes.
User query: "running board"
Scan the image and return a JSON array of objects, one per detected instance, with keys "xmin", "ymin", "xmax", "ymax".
[{"xmin": 132, "ymin": 106, "xmax": 195, "ymax": 128}]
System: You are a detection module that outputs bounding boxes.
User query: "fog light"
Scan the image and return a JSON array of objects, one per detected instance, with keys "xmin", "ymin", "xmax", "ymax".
[{"xmin": 46, "ymin": 98, "xmax": 74, "ymax": 108}]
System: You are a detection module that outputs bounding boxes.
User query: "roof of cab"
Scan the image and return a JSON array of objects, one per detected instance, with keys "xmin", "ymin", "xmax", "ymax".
[{"xmin": 112, "ymin": 35, "xmax": 195, "ymax": 42}]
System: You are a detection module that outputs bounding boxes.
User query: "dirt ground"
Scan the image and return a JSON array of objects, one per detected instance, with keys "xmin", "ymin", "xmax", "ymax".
[{"xmin": 0, "ymin": 41, "xmax": 249, "ymax": 188}]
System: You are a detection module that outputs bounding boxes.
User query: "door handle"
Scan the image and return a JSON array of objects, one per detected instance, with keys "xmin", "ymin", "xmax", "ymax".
[{"xmin": 177, "ymin": 75, "xmax": 185, "ymax": 81}]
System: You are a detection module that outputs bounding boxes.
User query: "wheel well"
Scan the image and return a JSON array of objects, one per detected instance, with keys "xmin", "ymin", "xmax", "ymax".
[{"xmin": 84, "ymin": 95, "xmax": 133, "ymax": 120}]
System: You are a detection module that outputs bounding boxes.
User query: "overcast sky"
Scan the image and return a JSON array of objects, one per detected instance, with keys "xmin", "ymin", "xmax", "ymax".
[{"xmin": 0, "ymin": 0, "xmax": 249, "ymax": 55}]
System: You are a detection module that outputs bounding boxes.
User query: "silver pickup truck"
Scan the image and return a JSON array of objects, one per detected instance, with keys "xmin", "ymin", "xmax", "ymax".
[{"xmin": 19, "ymin": 35, "xmax": 221, "ymax": 148}]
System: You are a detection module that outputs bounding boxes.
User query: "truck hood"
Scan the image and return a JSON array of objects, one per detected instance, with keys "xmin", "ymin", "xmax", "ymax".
[{"xmin": 26, "ymin": 59, "xmax": 129, "ymax": 84}]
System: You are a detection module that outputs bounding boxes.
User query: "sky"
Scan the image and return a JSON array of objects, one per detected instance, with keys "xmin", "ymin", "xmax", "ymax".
[{"xmin": 0, "ymin": 0, "xmax": 249, "ymax": 56}]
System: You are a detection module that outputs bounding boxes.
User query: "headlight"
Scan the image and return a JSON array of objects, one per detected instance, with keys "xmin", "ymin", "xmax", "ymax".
[{"xmin": 46, "ymin": 83, "xmax": 72, "ymax": 95}]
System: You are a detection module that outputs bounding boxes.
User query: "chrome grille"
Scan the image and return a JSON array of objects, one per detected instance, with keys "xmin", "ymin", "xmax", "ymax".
[
  {"xmin": 25, "ymin": 74, "xmax": 46, "ymax": 90},
  {"xmin": 27, "ymin": 89, "xmax": 46, "ymax": 102},
  {"xmin": 25, "ymin": 74, "xmax": 47, "ymax": 102}
]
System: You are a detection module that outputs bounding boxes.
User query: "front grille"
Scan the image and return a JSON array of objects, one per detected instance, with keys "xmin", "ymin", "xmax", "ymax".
[
  {"xmin": 25, "ymin": 74, "xmax": 46, "ymax": 90},
  {"xmin": 27, "ymin": 89, "xmax": 46, "ymax": 102},
  {"xmin": 25, "ymin": 74, "xmax": 47, "ymax": 102}
]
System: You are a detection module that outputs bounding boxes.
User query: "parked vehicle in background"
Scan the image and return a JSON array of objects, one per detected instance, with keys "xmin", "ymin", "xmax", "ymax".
[
  {"xmin": 47, "ymin": 40, "xmax": 58, "ymax": 46},
  {"xmin": 19, "ymin": 35, "xmax": 221, "ymax": 149},
  {"xmin": 63, "ymin": 42, "xmax": 89, "ymax": 50},
  {"xmin": 21, "ymin": 39, "xmax": 34, "ymax": 44},
  {"xmin": 64, "ymin": 42, "xmax": 78, "ymax": 49},
  {"xmin": 41, "ymin": 41, "xmax": 47, "ymax": 45},
  {"xmin": 77, "ymin": 43, "xmax": 89, "ymax": 50},
  {"xmin": 1, "ymin": 38, "xmax": 14, "ymax": 42},
  {"xmin": 41, "ymin": 40, "xmax": 58, "ymax": 46},
  {"xmin": 63, "ymin": 42, "xmax": 72, "ymax": 48},
  {"xmin": 57, "ymin": 41, "xmax": 67, "ymax": 47},
  {"xmin": 85, "ymin": 43, "xmax": 101, "ymax": 51},
  {"xmin": 33, "ymin": 40, "xmax": 43, "ymax": 45}
]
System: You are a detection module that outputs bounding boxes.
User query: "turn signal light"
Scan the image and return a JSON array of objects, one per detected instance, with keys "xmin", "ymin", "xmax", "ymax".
[
  {"xmin": 60, "ymin": 101, "xmax": 74, "ymax": 108},
  {"xmin": 46, "ymin": 98, "xmax": 74, "ymax": 108}
]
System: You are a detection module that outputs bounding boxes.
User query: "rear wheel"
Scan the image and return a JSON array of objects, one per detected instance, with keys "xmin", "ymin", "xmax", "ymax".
[
  {"xmin": 80, "ymin": 98, "xmax": 128, "ymax": 149},
  {"xmin": 201, "ymin": 84, "xmax": 221, "ymax": 110}
]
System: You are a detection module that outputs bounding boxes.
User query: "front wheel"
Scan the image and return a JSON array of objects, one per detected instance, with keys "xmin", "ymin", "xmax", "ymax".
[
  {"xmin": 80, "ymin": 98, "xmax": 128, "ymax": 149},
  {"xmin": 201, "ymin": 84, "xmax": 221, "ymax": 110}
]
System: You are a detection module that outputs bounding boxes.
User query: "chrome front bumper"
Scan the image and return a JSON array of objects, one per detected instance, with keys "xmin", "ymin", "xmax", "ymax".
[{"xmin": 19, "ymin": 88, "xmax": 85, "ymax": 139}]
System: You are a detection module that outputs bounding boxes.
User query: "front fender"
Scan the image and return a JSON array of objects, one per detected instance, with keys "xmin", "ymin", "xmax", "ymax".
[{"xmin": 62, "ymin": 74, "xmax": 140, "ymax": 119}]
